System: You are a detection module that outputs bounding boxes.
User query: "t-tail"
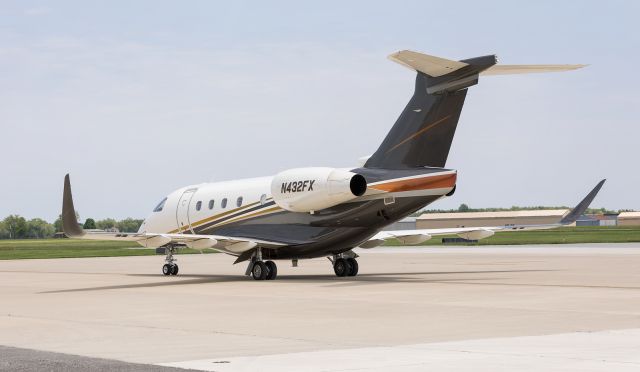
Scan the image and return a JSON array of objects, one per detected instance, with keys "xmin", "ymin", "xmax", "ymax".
[{"xmin": 364, "ymin": 51, "xmax": 585, "ymax": 170}]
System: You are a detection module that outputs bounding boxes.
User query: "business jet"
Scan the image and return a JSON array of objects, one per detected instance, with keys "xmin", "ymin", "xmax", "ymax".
[{"xmin": 62, "ymin": 50, "xmax": 604, "ymax": 280}]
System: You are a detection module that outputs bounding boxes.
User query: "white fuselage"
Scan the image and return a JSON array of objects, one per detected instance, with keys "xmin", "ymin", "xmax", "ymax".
[
  {"xmin": 137, "ymin": 166, "xmax": 457, "ymax": 251},
  {"xmin": 140, "ymin": 176, "xmax": 274, "ymax": 236}
]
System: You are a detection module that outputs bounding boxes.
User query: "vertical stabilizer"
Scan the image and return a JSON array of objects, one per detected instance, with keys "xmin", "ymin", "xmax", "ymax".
[
  {"xmin": 365, "ymin": 50, "xmax": 585, "ymax": 170},
  {"xmin": 364, "ymin": 52, "xmax": 496, "ymax": 169}
]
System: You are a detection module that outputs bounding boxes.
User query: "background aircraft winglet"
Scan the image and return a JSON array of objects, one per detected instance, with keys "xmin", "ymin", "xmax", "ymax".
[
  {"xmin": 62, "ymin": 174, "xmax": 85, "ymax": 238},
  {"xmin": 560, "ymin": 179, "xmax": 607, "ymax": 225}
]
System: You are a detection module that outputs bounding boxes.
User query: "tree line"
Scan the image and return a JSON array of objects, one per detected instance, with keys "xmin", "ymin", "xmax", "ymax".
[{"xmin": 0, "ymin": 215, "xmax": 144, "ymax": 239}]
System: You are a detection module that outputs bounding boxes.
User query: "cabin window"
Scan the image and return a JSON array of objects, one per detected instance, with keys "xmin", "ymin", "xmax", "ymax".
[
  {"xmin": 260, "ymin": 194, "xmax": 267, "ymax": 205},
  {"xmin": 208, "ymin": 200, "xmax": 214, "ymax": 209},
  {"xmin": 195, "ymin": 201, "xmax": 202, "ymax": 211},
  {"xmin": 237, "ymin": 196, "xmax": 243, "ymax": 207},
  {"xmin": 153, "ymin": 197, "xmax": 167, "ymax": 212},
  {"xmin": 221, "ymin": 198, "xmax": 227, "ymax": 208}
]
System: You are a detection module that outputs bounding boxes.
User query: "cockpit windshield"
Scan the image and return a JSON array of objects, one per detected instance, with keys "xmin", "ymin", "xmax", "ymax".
[{"xmin": 153, "ymin": 197, "xmax": 168, "ymax": 212}]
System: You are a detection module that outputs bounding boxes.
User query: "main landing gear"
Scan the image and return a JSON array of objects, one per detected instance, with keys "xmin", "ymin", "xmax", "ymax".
[
  {"xmin": 246, "ymin": 248, "xmax": 277, "ymax": 280},
  {"xmin": 331, "ymin": 254, "xmax": 359, "ymax": 277},
  {"xmin": 162, "ymin": 245, "xmax": 179, "ymax": 276}
]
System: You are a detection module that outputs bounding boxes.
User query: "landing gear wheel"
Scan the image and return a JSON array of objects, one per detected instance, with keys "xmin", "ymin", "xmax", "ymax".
[
  {"xmin": 346, "ymin": 258, "xmax": 358, "ymax": 276},
  {"xmin": 162, "ymin": 264, "xmax": 171, "ymax": 276},
  {"xmin": 265, "ymin": 261, "xmax": 278, "ymax": 280},
  {"xmin": 333, "ymin": 258, "xmax": 351, "ymax": 277},
  {"xmin": 162, "ymin": 245, "xmax": 178, "ymax": 277},
  {"xmin": 252, "ymin": 261, "xmax": 268, "ymax": 280}
]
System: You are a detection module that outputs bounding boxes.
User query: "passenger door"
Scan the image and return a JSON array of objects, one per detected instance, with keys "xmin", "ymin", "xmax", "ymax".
[{"xmin": 176, "ymin": 188, "xmax": 197, "ymax": 233}]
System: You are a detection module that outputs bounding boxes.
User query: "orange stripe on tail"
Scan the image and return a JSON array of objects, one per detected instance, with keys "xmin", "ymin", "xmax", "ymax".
[{"xmin": 370, "ymin": 173, "xmax": 456, "ymax": 193}]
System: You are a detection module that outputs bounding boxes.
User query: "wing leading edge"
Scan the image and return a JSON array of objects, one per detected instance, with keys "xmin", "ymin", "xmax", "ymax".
[{"xmin": 364, "ymin": 180, "xmax": 606, "ymax": 248}]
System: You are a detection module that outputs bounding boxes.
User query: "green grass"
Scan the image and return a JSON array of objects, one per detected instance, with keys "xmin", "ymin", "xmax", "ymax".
[
  {"xmin": 1, "ymin": 226, "xmax": 639, "ymax": 260},
  {"xmin": 384, "ymin": 226, "xmax": 640, "ymax": 246},
  {"xmin": 0, "ymin": 239, "xmax": 214, "ymax": 260}
]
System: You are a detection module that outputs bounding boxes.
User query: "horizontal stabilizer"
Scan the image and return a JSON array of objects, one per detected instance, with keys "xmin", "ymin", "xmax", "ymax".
[
  {"xmin": 389, "ymin": 50, "xmax": 586, "ymax": 79},
  {"xmin": 481, "ymin": 64, "xmax": 587, "ymax": 75},
  {"xmin": 388, "ymin": 50, "xmax": 468, "ymax": 77}
]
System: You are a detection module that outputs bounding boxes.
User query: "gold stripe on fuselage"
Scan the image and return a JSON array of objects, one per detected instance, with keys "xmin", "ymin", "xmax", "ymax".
[
  {"xmin": 198, "ymin": 206, "xmax": 283, "ymax": 232},
  {"xmin": 169, "ymin": 199, "xmax": 277, "ymax": 234}
]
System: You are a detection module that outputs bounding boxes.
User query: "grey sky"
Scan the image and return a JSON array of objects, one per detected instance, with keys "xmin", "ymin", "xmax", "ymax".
[{"xmin": 1, "ymin": 0, "xmax": 638, "ymax": 222}]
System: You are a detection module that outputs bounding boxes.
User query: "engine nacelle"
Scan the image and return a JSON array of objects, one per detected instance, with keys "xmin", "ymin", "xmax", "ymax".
[{"xmin": 271, "ymin": 167, "xmax": 367, "ymax": 212}]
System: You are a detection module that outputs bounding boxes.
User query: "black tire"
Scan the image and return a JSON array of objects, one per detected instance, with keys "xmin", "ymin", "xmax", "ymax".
[
  {"xmin": 333, "ymin": 258, "xmax": 350, "ymax": 277},
  {"xmin": 252, "ymin": 261, "xmax": 268, "ymax": 280},
  {"xmin": 265, "ymin": 261, "xmax": 278, "ymax": 280},
  {"xmin": 171, "ymin": 264, "xmax": 179, "ymax": 276},
  {"xmin": 162, "ymin": 264, "xmax": 171, "ymax": 276},
  {"xmin": 346, "ymin": 258, "xmax": 358, "ymax": 276}
]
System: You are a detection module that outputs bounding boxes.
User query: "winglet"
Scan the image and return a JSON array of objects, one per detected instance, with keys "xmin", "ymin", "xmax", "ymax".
[
  {"xmin": 62, "ymin": 174, "xmax": 85, "ymax": 238},
  {"xmin": 560, "ymin": 179, "xmax": 606, "ymax": 225}
]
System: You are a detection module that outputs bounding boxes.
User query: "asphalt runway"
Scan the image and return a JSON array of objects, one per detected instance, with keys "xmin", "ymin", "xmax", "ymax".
[
  {"xmin": 1, "ymin": 244, "xmax": 639, "ymax": 371},
  {"xmin": 0, "ymin": 345, "xmax": 190, "ymax": 372}
]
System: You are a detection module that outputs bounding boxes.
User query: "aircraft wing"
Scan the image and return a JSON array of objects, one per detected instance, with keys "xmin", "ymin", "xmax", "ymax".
[
  {"xmin": 61, "ymin": 175, "xmax": 284, "ymax": 255},
  {"xmin": 361, "ymin": 180, "xmax": 606, "ymax": 248}
]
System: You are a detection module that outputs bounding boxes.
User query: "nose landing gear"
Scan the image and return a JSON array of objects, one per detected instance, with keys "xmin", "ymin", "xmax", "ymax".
[
  {"xmin": 162, "ymin": 263, "xmax": 178, "ymax": 275},
  {"xmin": 162, "ymin": 245, "xmax": 179, "ymax": 276}
]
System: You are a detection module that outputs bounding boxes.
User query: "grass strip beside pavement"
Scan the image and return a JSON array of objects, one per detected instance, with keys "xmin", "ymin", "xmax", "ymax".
[
  {"xmin": 0, "ymin": 239, "xmax": 214, "ymax": 260},
  {"xmin": 2, "ymin": 226, "xmax": 639, "ymax": 259}
]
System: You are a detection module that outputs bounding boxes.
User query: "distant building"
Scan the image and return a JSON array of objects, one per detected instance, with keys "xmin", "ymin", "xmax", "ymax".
[
  {"xmin": 588, "ymin": 213, "xmax": 618, "ymax": 226},
  {"xmin": 576, "ymin": 214, "xmax": 599, "ymax": 226},
  {"xmin": 416, "ymin": 210, "xmax": 569, "ymax": 229},
  {"xmin": 618, "ymin": 212, "xmax": 640, "ymax": 226},
  {"xmin": 383, "ymin": 217, "xmax": 416, "ymax": 231}
]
